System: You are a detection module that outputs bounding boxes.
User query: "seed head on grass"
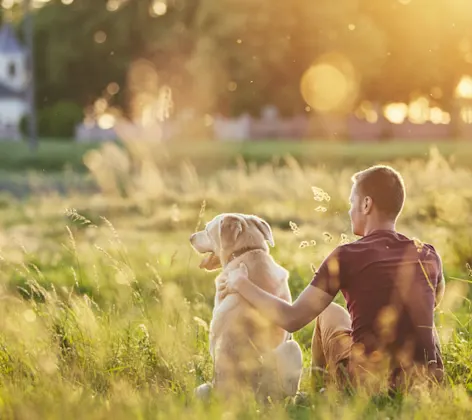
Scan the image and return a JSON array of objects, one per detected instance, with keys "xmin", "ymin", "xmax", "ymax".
[
  {"xmin": 466, "ymin": 263, "xmax": 472, "ymax": 277},
  {"xmin": 300, "ymin": 240, "xmax": 316, "ymax": 249},
  {"xmin": 64, "ymin": 208, "xmax": 97, "ymax": 229},
  {"xmin": 194, "ymin": 200, "xmax": 207, "ymax": 233},
  {"xmin": 65, "ymin": 226, "xmax": 77, "ymax": 255},
  {"xmin": 312, "ymin": 186, "xmax": 331, "ymax": 202},
  {"xmin": 413, "ymin": 237, "xmax": 425, "ymax": 253},
  {"xmin": 323, "ymin": 232, "xmax": 333, "ymax": 243},
  {"xmin": 289, "ymin": 221, "xmax": 300, "ymax": 235},
  {"xmin": 101, "ymin": 216, "xmax": 122, "ymax": 246}
]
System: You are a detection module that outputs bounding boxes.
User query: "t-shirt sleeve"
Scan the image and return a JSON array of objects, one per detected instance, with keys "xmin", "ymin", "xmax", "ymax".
[
  {"xmin": 423, "ymin": 243, "xmax": 444, "ymax": 288},
  {"xmin": 432, "ymin": 248, "xmax": 445, "ymax": 297},
  {"xmin": 310, "ymin": 247, "xmax": 344, "ymax": 296}
]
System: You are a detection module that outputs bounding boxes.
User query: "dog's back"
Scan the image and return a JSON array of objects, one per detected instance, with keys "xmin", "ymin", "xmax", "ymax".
[
  {"xmin": 191, "ymin": 213, "xmax": 303, "ymax": 399},
  {"xmin": 210, "ymin": 251, "xmax": 291, "ymax": 391}
]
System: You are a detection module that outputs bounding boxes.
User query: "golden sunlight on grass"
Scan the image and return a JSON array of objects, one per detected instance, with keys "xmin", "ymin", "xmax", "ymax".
[{"xmin": 0, "ymin": 143, "xmax": 471, "ymax": 418}]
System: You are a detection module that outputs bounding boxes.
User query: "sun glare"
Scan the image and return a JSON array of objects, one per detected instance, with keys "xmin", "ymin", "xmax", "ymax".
[
  {"xmin": 354, "ymin": 101, "xmax": 378, "ymax": 123},
  {"xmin": 455, "ymin": 75, "xmax": 472, "ymax": 99},
  {"xmin": 430, "ymin": 107, "xmax": 445, "ymax": 124},
  {"xmin": 151, "ymin": 0, "xmax": 167, "ymax": 16},
  {"xmin": 98, "ymin": 114, "xmax": 116, "ymax": 130},
  {"xmin": 408, "ymin": 97, "xmax": 429, "ymax": 124},
  {"xmin": 1, "ymin": 0, "xmax": 14, "ymax": 9},
  {"xmin": 301, "ymin": 64, "xmax": 348, "ymax": 112},
  {"xmin": 301, "ymin": 54, "xmax": 358, "ymax": 114},
  {"xmin": 94, "ymin": 31, "xmax": 107, "ymax": 44},
  {"xmin": 107, "ymin": 83, "xmax": 120, "ymax": 95},
  {"xmin": 461, "ymin": 107, "xmax": 472, "ymax": 123},
  {"xmin": 383, "ymin": 103, "xmax": 408, "ymax": 124},
  {"xmin": 106, "ymin": 0, "xmax": 120, "ymax": 12}
]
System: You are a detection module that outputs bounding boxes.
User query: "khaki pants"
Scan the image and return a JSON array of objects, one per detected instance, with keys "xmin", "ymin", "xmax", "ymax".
[
  {"xmin": 311, "ymin": 303, "xmax": 444, "ymax": 392},
  {"xmin": 311, "ymin": 302, "xmax": 352, "ymax": 386}
]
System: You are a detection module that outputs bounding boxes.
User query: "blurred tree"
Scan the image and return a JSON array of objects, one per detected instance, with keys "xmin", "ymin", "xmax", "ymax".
[
  {"xmin": 31, "ymin": 0, "xmax": 196, "ymax": 117},
  {"xmin": 12, "ymin": 0, "xmax": 472, "ymax": 122},
  {"xmin": 33, "ymin": 0, "xmax": 148, "ymax": 113},
  {"xmin": 188, "ymin": 0, "xmax": 327, "ymax": 117},
  {"xmin": 360, "ymin": 0, "xmax": 467, "ymax": 108}
]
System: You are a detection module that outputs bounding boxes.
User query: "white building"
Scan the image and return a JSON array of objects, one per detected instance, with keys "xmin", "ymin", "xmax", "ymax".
[{"xmin": 0, "ymin": 23, "xmax": 28, "ymax": 140}]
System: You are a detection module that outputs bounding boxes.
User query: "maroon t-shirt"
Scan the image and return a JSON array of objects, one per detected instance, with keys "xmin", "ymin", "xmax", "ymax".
[{"xmin": 311, "ymin": 229, "xmax": 443, "ymax": 369}]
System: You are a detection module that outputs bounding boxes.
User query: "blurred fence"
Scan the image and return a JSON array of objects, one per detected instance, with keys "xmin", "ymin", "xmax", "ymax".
[{"xmin": 75, "ymin": 111, "xmax": 472, "ymax": 143}]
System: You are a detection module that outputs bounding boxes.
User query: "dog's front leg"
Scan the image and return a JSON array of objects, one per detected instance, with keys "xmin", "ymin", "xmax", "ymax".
[{"xmin": 273, "ymin": 340, "xmax": 304, "ymax": 398}]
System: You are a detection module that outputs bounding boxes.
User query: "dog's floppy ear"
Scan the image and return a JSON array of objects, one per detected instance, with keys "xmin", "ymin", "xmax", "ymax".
[
  {"xmin": 199, "ymin": 252, "xmax": 222, "ymax": 271},
  {"xmin": 220, "ymin": 214, "xmax": 243, "ymax": 244},
  {"xmin": 249, "ymin": 216, "xmax": 275, "ymax": 247}
]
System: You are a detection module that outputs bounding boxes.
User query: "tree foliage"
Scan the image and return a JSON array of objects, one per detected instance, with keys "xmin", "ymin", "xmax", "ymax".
[{"xmin": 13, "ymin": 0, "xmax": 472, "ymax": 118}]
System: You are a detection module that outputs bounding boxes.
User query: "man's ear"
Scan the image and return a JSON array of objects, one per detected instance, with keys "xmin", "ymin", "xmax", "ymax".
[
  {"xmin": 249, "ymin": 216, "xmax": 275, "ymax": 247},
  {"xmin": 199, "ymin": 252, "xmax": 222, "ymax": 271},
  {"xmin": 220, "ymin": 215, "xmax": 243, "ymax": 244},
  {"xmin": 363, "ymin": 196, "xmax": 373, "ymax": 215}
]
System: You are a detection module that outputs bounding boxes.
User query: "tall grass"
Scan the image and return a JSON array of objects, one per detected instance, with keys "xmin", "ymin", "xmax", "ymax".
[{"xmin": 0, "ymin": 141, "xmax": 470, "ymax": 418}]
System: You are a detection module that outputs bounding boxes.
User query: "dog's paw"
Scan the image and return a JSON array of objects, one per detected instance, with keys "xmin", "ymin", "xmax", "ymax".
[
  {"xmin": 194, "ymin": 383, "xmax": 213, "ymax": 401},
  {"xmin": 293, "ymin": 391, "xmax": 310, "ymax": 406}
]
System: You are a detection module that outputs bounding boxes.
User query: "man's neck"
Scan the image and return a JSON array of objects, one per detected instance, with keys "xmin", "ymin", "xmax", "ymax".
[{"xmin": 363, "ymin": 220, "xmax": 396, "ymax": 237}]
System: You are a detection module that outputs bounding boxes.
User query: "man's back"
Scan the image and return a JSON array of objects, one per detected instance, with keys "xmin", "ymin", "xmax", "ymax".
[
  {"xmin": 312, "ymin": 229, "xmax": 443, "ymax": 374},
  {"xmin": 340, "ymin": 230, "xmax": 442, "ymax": 366}
]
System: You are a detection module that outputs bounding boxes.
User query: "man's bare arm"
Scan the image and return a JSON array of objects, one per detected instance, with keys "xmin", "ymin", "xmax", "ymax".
[{"xmin": 222, "ymin": 264, "xmax": 335, "ymax": 333}]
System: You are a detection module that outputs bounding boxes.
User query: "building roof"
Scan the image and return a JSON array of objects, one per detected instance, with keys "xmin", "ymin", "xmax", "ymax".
[
  {"xmin": 0, "ymin": 82, "xmax": 26, "ymax": 99},
  {"xmin": 0, "ymin": 23, "xmax": 25, "ymax": 54}
]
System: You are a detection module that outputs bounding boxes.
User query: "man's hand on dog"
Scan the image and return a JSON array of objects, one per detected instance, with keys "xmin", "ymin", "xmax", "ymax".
[{"xmin": 218, "ymin": 263, "xmax": 249, "ymax": 299}]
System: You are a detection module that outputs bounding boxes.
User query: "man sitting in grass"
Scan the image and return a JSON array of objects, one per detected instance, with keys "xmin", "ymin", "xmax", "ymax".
[{"xmin": 221, "ymin": 165, "xmax": 445, "ymax": 393}]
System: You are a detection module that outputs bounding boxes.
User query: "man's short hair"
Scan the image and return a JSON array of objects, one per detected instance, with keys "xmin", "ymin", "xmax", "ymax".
[{"xmin": 351, "ymin": 165, "xmax": 406, "ymax": 219}]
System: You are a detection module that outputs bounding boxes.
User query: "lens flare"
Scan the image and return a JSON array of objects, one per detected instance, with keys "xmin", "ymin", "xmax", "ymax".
[
  {"xmin": 383, "ymin": 103, "xmax": 408, "ymax": 124},
  {"xmin": 455, "ymin": 75, "xmax": 472, "ymax": 99},
  {"xmin": 300, "ymin": 54, "xmax": 358, "ymax": 114},
  {"xmin": 98, "ymin": 114, "xmax": 116, "ymax": 129},
  {"xmin": 151, "ymin": 0, "xmax": 167, "ymax": 16}
]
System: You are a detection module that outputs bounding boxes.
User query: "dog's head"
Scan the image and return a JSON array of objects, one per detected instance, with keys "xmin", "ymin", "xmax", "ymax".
[{"xmin": 189, "ymin": 213, "xmax": 275, "ymax": 271}]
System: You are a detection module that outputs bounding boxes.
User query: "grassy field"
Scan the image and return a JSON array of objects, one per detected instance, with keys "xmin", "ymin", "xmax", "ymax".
[
  {"xmin": 0, "ymin": 140, "xmax": 471, "ymax": 418},
  {"xmin": 2, "ymin": 138, "xmax": 472, "ymax": 173}
]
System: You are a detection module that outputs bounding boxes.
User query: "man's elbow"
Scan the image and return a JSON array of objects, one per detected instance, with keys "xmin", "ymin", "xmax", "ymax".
[
  {"xmin": 283, "ymin": 304, "xmax": 321, "ymax": 333},
  {"xmin": 284, "ymin": 317, "xmax": 305, "ymax": 334},
  {"xmin": 283, "ymin": 323, "xmax": 296, "ymax": 334}
]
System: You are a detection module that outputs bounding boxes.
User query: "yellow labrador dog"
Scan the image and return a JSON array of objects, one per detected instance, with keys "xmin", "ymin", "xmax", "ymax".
[{"xmin": 190, "ymin": 213, "xmax": 303, "ymax": 400}]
